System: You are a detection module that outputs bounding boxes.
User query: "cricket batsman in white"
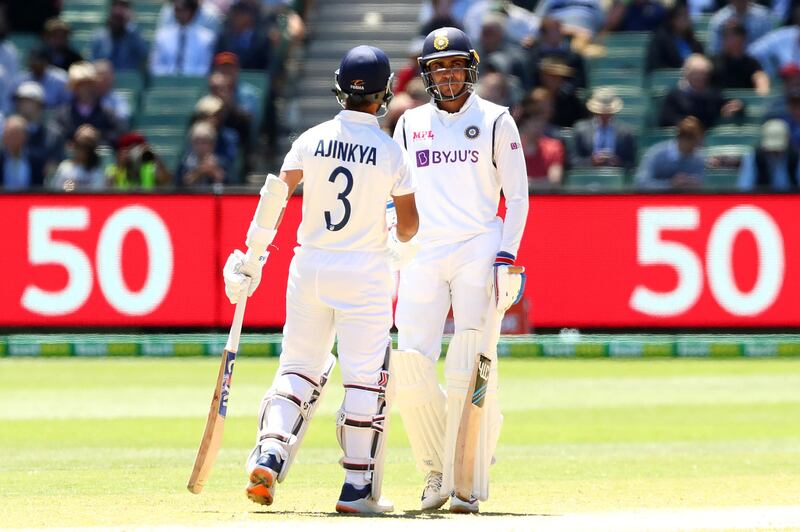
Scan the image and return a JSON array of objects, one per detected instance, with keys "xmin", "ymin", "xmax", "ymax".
[
  {"xmin": 222, "ymin": 45, "xmax": 419, "ymax": 514},
  {"xmin": 391, "ymin": 27, "xmax": 529, "ymax": 513}
]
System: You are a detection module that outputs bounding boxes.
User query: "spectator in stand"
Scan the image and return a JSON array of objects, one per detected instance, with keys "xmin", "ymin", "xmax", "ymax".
[
  {"xmin": 1, "ymin": 0, "xmax": 60, "ymax": 34},
  {"xmin": 534, "ymin": 0, "xmax": 605, "ymax": 40},
  {"xmin": 6, "ymin": 47, "xmax": 69, "ymax": 113},
  {"xmin": 11, "ymin": 82, "xmax": 56, "ymax": 171},
  {"xmin": 646, "ymin": 4, "xmax": 704, "ymax": 72},
  {"xmin": 636, "ymin": 116, "xmax": 705, "ymax": 189},
  {"xmin": 517, "ymin": 87, "xmax": 566, "ymax": 142},
  {"xmin": 94, "ymin": 60, "xmax": 131, "ymax": 127},
  {"xmin": 383, "ymin": 92, "xmax": 417, "ymax": 136},
  {"xmin": 106, "ymin": 132, "xmax": 172, "ymax": 189},
  {"xmin": 190, "ymin": 95, "xmax": 237, "ymax": 177},
  {"xmin": 476, "ymin": 71, "xmax": 516, "ymax": 107},
  {"xmin": 518, "ymin": 109, "xmax": 564, "ymax": 186},
  {"xmin": 711, "ymin": 20, "xmax": 770, "ymax": 94},
  {"xmin": 50, "ymin": 125, "xmax": 105, "ymax": 191},
  {"xmin": 462, "ymin": 0, "xmax": 540, "ymax": 47},
  {"xmin": 747, "ymin": 6, "xmax": 800, "ymax": 77},
  {"xmin": 765, "ymin": 89, "xmax": 800, "ymax": 149},
  {"xmin": 211, "ymin": 51, "xmax": 260, "ymax": 120},
  {"xmin": 394, "ymin": 38, "xmax": 424, "ymax": 95},
  {"xmin": 261, "ymin": 0, "xmax": 306, "ymax": 47},
  {"xmin": 89, "ymin": 0, "xmax": 150, "ymax": 71},
  {"xmin": 214, "ymin": 1, "xmax": 271, "ymax": 71},
  {"xmin": 525, "ymin": 16, "xmax": 587, "ymax": 90},
  {"xmin": 571, "ymin": 87, "xmax": 637, "ymax": 170},
  {"xmin": 41, "ymin": 18, "xmax": 83, "ymax": 72},
  {"xmin": 765, "ymin": 63, "xmax": 800, "ymax": 121},
  {"xmin": 707, "ymin": 0, "xmax": 776, "ymax": 55},
  {"xmin": 738, "ymin": 118, "xmax": 800, "ymax": 190},
  {"xmin": 53, "ymin": 62, "xmax": 122, "ymax": 149},
  {"xmin": 0, "ymin": 115, "xmax": 45, "ymax": 189},
  {"xmin": 157, "ymin": 0, "xmax": 222, "ymax": 33},
  {"xmin": 176, "ymin": 120, "xmax": 228, "ymax": 186},
  {"xmin": 475, "ymin": 12, "xmax": 529, "ymax": 88},
  {"xmin": 0, "ymin": 11, "xmax": 19, "ymax": 82},
  {"xmin": 604, "ymin": 0, "xmax": 666, "ymax": 32},
  {"xmin": 150, "ymin": 0, "xmax": 217, "ymax": 77},
  {"xmin": 418, "ymin": 0, "xmax": 472, "ymax": 30},
  {"xmin": 208, "ymin": 70, "xmax": 252, "ymax": 170},
  {"xmin": 536, "ymin": 57, "xmax": 587, "ymax": 128},
  {"xmin": 659, "ymin": 53, "xmax": 743, "ymax": 129}
]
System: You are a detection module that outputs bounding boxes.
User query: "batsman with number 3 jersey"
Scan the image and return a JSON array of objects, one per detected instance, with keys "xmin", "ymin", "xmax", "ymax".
[
  {"xmin": 390, "ymin": 27, "xmax": 529, "ymax": 513},
  {"xmin": 222, "ymin": 45, "xmax": 418, "ymax": 514}
]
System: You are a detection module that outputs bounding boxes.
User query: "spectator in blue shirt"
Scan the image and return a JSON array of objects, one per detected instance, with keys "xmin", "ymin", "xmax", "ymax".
[
  {"xmin": 646, "ymin": 4, "xmax": 705, "ymax": 72},
  {"xmin": 738, "ymin": 118, "xmax": 800, "ymax": 190},
  {"xmin": 89, "ymin": 0, "xmax": 150, "ymax": 71},
  {"xmin": 707, "ymin": 0, "xmax": 775, "ymax": 55},
  {"xmin": 0, "ymin": 115, "xmax": 46, "ymax": 189},
  {"xmin": 6, "ymin": 47, "xmax": 70, "ymax": 114},
  {"xmin": 636, "ymin": 116, "xmax": 706, "ymax": 189},
  {"xmin": 605, "ymin": 0, "xmax": 666, "ymax": 32},
  {"xmin": 214, "ymin": 1, "xmax": 271, "ymax": 71},
  {"xmin": 747, "ymin": 7, "xmax": 800, "ymax": 78},
  {"xmin": 0, "ymin": 11, "xmax": 20, "ymax": 82}
]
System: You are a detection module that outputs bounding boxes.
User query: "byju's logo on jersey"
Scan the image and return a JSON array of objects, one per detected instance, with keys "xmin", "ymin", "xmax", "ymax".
[{"xmin": 415, "ymin": 149, "xmax": 479, "ymax": 167}]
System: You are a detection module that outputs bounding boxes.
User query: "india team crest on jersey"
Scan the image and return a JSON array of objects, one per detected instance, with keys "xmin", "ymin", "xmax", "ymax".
[
  {"xmin": 433, "ymin": 31, "xmax": 449, "ymax": 51},
  {"xmin": 464, "ymin": 125, "xmax": 480, "ymax": 139}
]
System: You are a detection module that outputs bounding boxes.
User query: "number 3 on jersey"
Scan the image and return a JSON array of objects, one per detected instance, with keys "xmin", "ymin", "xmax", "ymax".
[{"xmin": 325, "ymin": 166, "xmax": 353, "ymax": 231}]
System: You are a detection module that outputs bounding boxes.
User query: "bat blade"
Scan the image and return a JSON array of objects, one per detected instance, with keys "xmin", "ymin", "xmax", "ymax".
[{"xmin": 453, "ymin": 352, "xmax": 492, "ymax": 501}]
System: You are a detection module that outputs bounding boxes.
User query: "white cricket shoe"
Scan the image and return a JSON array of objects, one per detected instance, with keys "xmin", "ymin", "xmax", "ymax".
[
  {"xmin": 335, "ymin": 482, "xmax": 394, "ymax": 514},
  {"xmin": 449, "ymin": 494, "xmax": 479, "ymax": 514},
  {"xmin": 420, "ymin": 471, "xmax": 448, "ymax": 511},
  {"xmin": 245, "ymin": 453, "xmax": 282, "ymax": 506}
]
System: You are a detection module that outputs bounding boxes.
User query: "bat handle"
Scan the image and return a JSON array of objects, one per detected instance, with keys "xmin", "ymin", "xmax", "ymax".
[
  {"xmin": 506, "ymin": 265, "xmax": 525, "ymax": 274},
  {"xmin": 225, "ymin": 279, "xmax": 251, "ymax": 353}
]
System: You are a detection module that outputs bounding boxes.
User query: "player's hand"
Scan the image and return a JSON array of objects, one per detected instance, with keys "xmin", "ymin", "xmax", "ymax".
[
  {"xmin": 387, "ymin": 226, "xmax": 419, "ymax": 271},
  {"xmin": 223, "ymin": 248, "xmax": 268, "ymax": 304},
  {"xmin": 490, "ymin": 252, "xmax": 526, "ymax": 313}
]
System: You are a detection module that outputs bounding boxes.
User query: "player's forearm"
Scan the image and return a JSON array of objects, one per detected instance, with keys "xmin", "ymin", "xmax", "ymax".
[{"xmin": 499, "ymin": 194, "xmax": 528, "ymax": 257}]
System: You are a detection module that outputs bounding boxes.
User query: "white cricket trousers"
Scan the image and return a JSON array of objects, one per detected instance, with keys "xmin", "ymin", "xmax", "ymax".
[
  {"xmin": 396, "ymin": 225, "xmax": 501, "ymax": 360},
  {"xmin": 279, "ymin": 247, "xmax": 394, "ymax": 384}
]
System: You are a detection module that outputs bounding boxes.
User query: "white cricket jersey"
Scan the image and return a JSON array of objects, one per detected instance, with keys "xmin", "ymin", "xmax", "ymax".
[
  {"xmin": 393, "ymin": 93, "xmax": 528, "ymax": 256},
  {"xmin": 281, "ymin": 110, "xmax": 415, "ymax": 253}
]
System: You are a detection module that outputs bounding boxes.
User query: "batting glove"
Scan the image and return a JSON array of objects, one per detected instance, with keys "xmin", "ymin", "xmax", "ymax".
[
  {"xmin": 491, "ymin": 252, "xmax": 526, "ymax": 313},
  {"xmin": 223, "ymin": 248, "xmax": 268, "ymax": 304},
  {"xmin": 387, "ymin": 226, "xmax": 419, "ymax": 271}
]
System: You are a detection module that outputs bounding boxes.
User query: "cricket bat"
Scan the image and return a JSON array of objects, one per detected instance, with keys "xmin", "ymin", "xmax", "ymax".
[
  {"xmin": 453, "ymin": 266, "xmax": 524, "ymax": 501},
  {"xmin": 187, "ymin": 280, "xmax": 251, "ymax": 494}
]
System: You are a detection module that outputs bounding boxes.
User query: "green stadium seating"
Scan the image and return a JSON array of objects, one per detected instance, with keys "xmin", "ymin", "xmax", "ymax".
[
  {"xmin": 114, "ymin": 71, "xmax": 145, "ymax": 93},
  {"xmin": 719, "ymin": 90, "xmax": 770, "ymax": 125},
  {"xmin": 587, "ymin": 49, "xmax": 646, "ymax": 74},
  {"xmin": 565, "ymin": 167, "xmax": 627, "ymax": 191},
  {"xmin": 8, "ymin": 33, "xmax": 41, "ymax": 60},
  {"xmin": 589, "ymin": 68, "xmax": 645, "ymax": 89},
  {"xmin": 150, "ymin": 76, "xmax": 208, "ymax": 91},
  {"xmin": 704, "ymin": 125, "xmax": 760, "ymax": 146},
  {"xmin": 702, "ymin": 144, "xmax": 752, "ymax": 171},
  {"xmin": 602, "ymin": 31, "xmax": 651, "ymax": 50},
  {"xmin": 648, "ymin": 68, "xmax": 682, "ymax": 94},
  {"xmin": 703, "ymin": 168, "xmax": 740, "ymax": 190}
]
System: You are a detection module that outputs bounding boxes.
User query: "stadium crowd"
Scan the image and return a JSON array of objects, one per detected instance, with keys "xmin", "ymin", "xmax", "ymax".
[{"xmin": 0, "ymin": 0, "xmax": 798, "ymax": 191}]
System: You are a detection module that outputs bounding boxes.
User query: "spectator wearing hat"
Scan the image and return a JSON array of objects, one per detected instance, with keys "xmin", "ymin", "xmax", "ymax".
[
  {"xmin": 738, "ymin": 118, "xmax": 800, "ymax": 190},
  {"xmin": 50, "ymin": 125, "xmax": 106, "ymax": 191},
  {"xmin": 94, "ymin": 59, "xmax": 131, "ymax": 127},
  {"xmin": 0, "ymin": 115, "xmax": 46, "ymax": 190},
  {"xmin": 646, "ymin": 4, "xmax": 704, "ymax": 72},
  {"xmin": 518, "ymin": 109, "xmax": 565, "ymax": 186},
  {"xmin": 190, "ymin": 95, "xmax": 237, "ymax": 177},
  {"xmin": 106, "ymin": 132, "xmax": 172, "ymax": 189},
  {"xmin": 53, "ymin": 61, "xmax": 123, "ymax": 149},
  {"xmin": 764, "ymin": 62, "xmax": 800, "ymax": 118},
  {"xmin": 707, "ymin": 0, "xmax": 775, "ymax": 55},
  {"xmin": 6, "ymin": 47, "xmax": 69, "ymax": 114},
  {"xmin": 11, "ymin": 81, "xmax": 57, "ymax": 170},
  {"xmin": 636, "ymin": 116, "xmax": 706, "ymax": 189},
  {"xmin": 150, "ymin": 0, "xmax": 216, "ymax": 77},
  {"xmin": 176, "ymin": 120, "xmax": 228, "ymax": 186},
  {"xmin": 747, "ymin": 6, "xmax": 800, "ymax": 78},
  {"xmin": 659, "ymin": 53, "xmax": 744, "ymax": 129},
  {"xmin": 211, "ymin": 52, "xmax": 260, "ymax": 120},
  {"xmin": 765, "ymin": 89, "xmax": 800, "ymax": 150},
  {"xmin": 214, "ymin": 1, "xmax": 271, "ymax": 71},
  {"xmin": 711, "ymin": 20, "xmax": 770, "ymax": 94},
  {"xmin": 536, "ymin": 57, "xmax": 588, "ymax": 128},
  {"xmin": 571, "ymin": 87, "xmax": 637, "ymax": 170},
  {"xmin": 42, "ymin": 18, "xmax": 84, "ymax": 72},
  {"xmin": 89, "ymin": 0, "xmax": 150, "ymax": 71},
  {"xmin": 525, "ymin": 17, "xmax": 587, "ymax": 90}
]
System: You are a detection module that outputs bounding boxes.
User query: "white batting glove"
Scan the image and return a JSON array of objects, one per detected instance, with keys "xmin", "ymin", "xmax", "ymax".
[
  {"xmin": 387, "ymin": 226, "xmax": 419, "ymax": 271},
  {"xmin": 223, "ymin": 248, "xmax": 268, "ymax": 304},
  {"xmin": 490, "ymin": 252, "xmax": 526, "ymax": 313}
]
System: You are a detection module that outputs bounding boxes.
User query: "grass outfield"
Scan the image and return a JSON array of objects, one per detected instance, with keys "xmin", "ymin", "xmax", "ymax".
[{"xmin": 1, "ymin": 357, "xmax": 800, "ymax": 529}]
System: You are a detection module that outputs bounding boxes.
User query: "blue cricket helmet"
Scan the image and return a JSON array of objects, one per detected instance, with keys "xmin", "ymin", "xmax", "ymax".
[
  {"xmin": 333, "ymin": 45, "xmax": 394, "ymax": 113},
  {"xmin": 417, "ymin": 27, "xmax": 480, "ymax": 101}
]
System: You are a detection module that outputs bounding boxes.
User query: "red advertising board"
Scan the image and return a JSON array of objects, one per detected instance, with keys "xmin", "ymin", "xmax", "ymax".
[{"xmin": 2, "ymin": 194, "xmax": 798, "ymax": 328}]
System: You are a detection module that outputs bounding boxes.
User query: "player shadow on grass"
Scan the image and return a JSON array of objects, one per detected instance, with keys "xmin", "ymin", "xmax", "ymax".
[{"xmin": 250, "ymin": 510, "xmax": 547, "ymax": 519}]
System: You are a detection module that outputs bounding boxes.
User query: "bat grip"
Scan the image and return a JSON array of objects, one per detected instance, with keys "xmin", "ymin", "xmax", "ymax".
[{"xmin": 225, "ymin": 279, "xmax": 251, "ymax": 353}]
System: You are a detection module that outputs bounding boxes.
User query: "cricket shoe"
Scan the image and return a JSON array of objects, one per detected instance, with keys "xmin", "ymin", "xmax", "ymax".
[
  {"xmin": 335, "ymin": 482, "xmax": 394, "ymax": 514},
  {"xmin": 420, "ymin": 471, "xmax": 448, "ymax": 511},
  {"xmin": 449, "ymin": 494, "xmax": 479, "ymax": 514},
  {"xmin": 245, "ymin": 453, "xmax": 282, "ymax": 506}
]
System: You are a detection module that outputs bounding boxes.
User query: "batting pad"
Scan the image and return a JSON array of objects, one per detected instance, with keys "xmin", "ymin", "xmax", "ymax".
[
  {"xmin": 442, "ymin": 330, "xmax": 501, "ymax": 501},
  {"xmin": 390, "ymin": 349, "xmax": 446, "ymax": 473}
]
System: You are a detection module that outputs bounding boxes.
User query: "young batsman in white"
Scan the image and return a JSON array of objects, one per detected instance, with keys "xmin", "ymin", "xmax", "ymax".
[
  {"xmin": 391, "ymin": 27, "xmax": 529, "ymax": 514},
  {"xmin": 223, "ymin": 45, "xmax": 419, "ymax": 514}
]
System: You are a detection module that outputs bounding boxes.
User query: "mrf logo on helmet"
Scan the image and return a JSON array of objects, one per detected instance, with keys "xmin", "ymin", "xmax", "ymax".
[
  {"xmin": 418, "ymin": 27, "xmax": 480, "ymax": 102},
  {"xmin": 333, "ymin": 45, "xmax": 394, "ymax": 115}
]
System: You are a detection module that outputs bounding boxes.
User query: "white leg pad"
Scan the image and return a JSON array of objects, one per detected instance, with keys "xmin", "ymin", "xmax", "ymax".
[
  {"xmin": 247, "ymin": 354, "xmax": 336, "ymax": 482},
  {"xmin": 390, "ymin": 349, "xmax": 446, "ymax": 473},
  {"xmin": 441, "ymin": 330, "xmax": 501, "ymax": 502}
]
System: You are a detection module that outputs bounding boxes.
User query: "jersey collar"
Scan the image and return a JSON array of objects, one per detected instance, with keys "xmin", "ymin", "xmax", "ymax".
[
  {"xmin": 430, "ymin": 93, "xmax": 478, "ymax": 125},
  {"xmin": 336, "ymin": 110, "xmax": 379, "ymax": 126}
]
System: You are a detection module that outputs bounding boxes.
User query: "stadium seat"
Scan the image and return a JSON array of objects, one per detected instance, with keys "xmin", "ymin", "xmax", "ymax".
[
  {"xmin": 703, "ymin": 168, "xmax": 740, "ymax": 190},
  {"xmin": 602, "ymin": 31, "xmax": 651, "ymax": 51},
  {"xmin": 150, "ymin": 76, "xmax": 209, "ymax": 91},
  {"xmin": 704, "ymin": 125, "xmax": 760, "ymax": 146},
  {"xmin": 565, "ymin": 167, "xmax": 627, "ymax": 191},
  {"xmin": 648, "ymin": 69, "xmax": 682, "ymax": 93},
  {"xmin": 114, "ymin": 71, "xmax": 145, "ymax": 93},
  {"xmin": 589, "ymin": 68, "xmax": 645, "ymax": 89},
  {"xmin": 587, "ymin": 49, "xmax": 646, "ymax": 73},
  {"xmin": 719, "ymin": 90, "xmax": 770, "ymax": 125}
]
